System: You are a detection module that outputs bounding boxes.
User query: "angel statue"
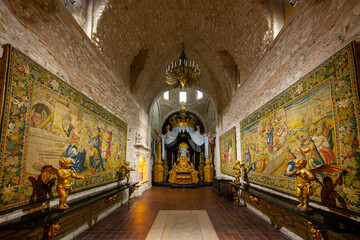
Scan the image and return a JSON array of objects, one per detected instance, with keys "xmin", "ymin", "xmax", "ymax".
[
  {"xmin": 29, "ymin": 158, "xmax": 85, "ymax": 210},
  {"xmin": 288, "ymin": 159, "xmax": 344, "ymax": 212},
  {"xmin": 28, "ymin": 165, "xmax": 58, "ymax": 203},
  {"xmin": 120, "ymin": 161, "xmax": 135, "ymax": 184},
  {"xmin": 233, "ymin": 161, "xmax": 245, "ymax": 184}
]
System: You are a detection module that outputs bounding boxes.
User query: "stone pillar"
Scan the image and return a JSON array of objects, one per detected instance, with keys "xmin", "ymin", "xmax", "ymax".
[{"xmin": 153, "ymin": 141, "xmax": 164, "ymax": 183}]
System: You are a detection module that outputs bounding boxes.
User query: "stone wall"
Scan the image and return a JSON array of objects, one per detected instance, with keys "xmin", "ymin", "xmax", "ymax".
[
  {"xmin": 215, "ymin": 0, "xmax": 360, "ymax": 237},
  {"xmin": 0, "ymin": 0, "xmax": 150, "ymax": 238}
]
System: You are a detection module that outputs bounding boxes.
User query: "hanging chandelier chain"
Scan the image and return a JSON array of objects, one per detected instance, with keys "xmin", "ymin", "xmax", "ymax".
[{"xmin": 165, "ymin": 44, "xmax": 201, "ymax": 89}]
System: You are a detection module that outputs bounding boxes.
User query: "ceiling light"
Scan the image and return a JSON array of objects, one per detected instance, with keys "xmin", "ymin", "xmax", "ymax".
[{"xmin": 165, "ymin": 43, "xmax": 201, "ymax": 89}]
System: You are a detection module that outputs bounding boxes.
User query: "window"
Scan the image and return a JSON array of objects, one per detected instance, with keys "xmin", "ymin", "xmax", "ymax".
[
  {"xmin": 197, "ymin": 90, "xmax": 203, "ymax": 100},
  {"xmin": 163, "ymin": 91, "xmax": 169, "ymax": 100},
  {"xmin": 179, "ymin": 91, "xmax": 187, "ymax": 102}
]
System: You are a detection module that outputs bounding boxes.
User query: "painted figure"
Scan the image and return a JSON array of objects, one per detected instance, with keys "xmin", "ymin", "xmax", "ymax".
[
  {"xmin": 226, "ymin": 140, "xmax": 233, "ymax": 164},
  {"xmin": 100, "ymin": 125, "xmax": 112, "ymax": 167},
  {"xmin": 245, "ymin": 147, "xmax": 251, "ymax": 164},
  {"xmin": 90, "ymin": 126, "xmax": 105, "ymax": 172},
  {"xmin": 65, "ymin": 122, "xmax": 87, "ymax": 173},
  {"xmin": 300, "ymin": 132, "xmax": 325, "ymax": 170},
  {"xmin": 311, "ymin": 120, "xmax": 335, "ymax": 165},
  {"xmin": 266, "ymin": 121, "xmax": 274, "ymax": 154},
  {"xmin": 52, "ymin": 114, "xmax": 73, "ymax": 137},
  {"xmin": 56, "ymin": 158, "xmax": 84, "ymax": 209}
]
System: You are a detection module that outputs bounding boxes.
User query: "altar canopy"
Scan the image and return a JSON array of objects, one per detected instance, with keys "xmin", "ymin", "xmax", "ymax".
[{"xmin": 162, "ymin": 126, "xmax": 210, "ymax": 159}]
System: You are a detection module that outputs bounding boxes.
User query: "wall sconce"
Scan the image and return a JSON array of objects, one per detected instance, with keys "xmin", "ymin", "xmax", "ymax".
[
  {"xmin": 289, "ymin": 0, "xmax": 299, "ymax": 7},
  {"xmin": 64, "ymin": 0, "xmax": 77, "ymax": 6}
]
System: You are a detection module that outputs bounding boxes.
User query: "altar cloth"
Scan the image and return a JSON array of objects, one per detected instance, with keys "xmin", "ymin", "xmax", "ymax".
[{"xmin": 145, "ymin": 210, "xmax": 219, "ymax": 240}]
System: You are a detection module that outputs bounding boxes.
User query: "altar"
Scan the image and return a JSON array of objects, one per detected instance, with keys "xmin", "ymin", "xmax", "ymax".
[
  {"xmin": 152, "ymin": 106, "xmax": 215, "ymax": 187},
  {"xmin": 168, "ymin": 142, "xmax": 199, "ymax": 186}
]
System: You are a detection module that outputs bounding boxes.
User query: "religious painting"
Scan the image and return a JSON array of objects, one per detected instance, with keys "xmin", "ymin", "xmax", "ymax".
[
  {"xmin": 0, "ymin": 45, "xmax": 127, "ymax": 212},
  {"xmin": 220, "ymin": 127, "xmax": 237, "ymax": 176},
  {"xmin": 240, "ymin": 42, "xmax": 360, "ymax": 214}
]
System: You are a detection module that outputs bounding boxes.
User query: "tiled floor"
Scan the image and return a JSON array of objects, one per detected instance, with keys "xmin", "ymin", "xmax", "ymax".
[{"xmin": 75, "ymin": 186, "xmax": 290, "ymax": 240}]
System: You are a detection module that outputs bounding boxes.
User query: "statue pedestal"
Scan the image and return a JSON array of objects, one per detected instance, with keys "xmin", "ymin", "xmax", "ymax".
[
  {"xmin": 153, "ymin": 163, "xmax": 164, "ymax": 183},
  {"xmin": 176, "ymin": 172, "xmax": 192, "ymax": 184}
]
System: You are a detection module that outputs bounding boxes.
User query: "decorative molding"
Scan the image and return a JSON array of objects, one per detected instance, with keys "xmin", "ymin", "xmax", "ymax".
[{"xmin": 134, "ymin": 144, "xmax": 152, "ymax": 151}]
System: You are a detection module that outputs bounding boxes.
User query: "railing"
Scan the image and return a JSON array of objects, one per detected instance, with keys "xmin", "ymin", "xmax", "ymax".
[
  {"xmin": 0, "ymin": 182, "xmax": 138, "ymax": 239},
  {"xmin": 228, "ymin": 182, "xmax": 360, "ymax": 236}
]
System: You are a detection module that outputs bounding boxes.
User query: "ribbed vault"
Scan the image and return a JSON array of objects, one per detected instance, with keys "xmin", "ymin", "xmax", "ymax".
[{"xmin": 93, "ymin": 0, "xmax": 276, "ymax": 111}]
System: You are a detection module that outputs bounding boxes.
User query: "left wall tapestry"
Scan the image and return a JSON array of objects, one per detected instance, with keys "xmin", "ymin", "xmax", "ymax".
[{"xmin": 0, "ymin": 45, "xmax": 127, "ymax": 212}]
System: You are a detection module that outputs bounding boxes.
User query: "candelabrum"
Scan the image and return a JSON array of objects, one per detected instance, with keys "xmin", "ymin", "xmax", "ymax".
[{"xmin": 165, "ymin": 44, "xmax": 200, "ymax": 89}]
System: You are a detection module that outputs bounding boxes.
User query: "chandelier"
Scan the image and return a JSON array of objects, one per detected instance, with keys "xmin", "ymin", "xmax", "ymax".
[{"xmin": 165, "ymin": 43, "xmax": 201, "ymax": 89}]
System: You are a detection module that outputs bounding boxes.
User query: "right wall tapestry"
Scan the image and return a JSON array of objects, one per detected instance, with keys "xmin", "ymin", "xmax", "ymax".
[{"xmin": 240, "ymin": 42, "xmax": 360, "ymax": 214}]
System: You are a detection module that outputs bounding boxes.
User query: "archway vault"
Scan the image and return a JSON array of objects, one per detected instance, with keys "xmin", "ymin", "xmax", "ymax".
[{"xmin": 92, "ymin": 0, "xmax": 278, "ymax": 112}]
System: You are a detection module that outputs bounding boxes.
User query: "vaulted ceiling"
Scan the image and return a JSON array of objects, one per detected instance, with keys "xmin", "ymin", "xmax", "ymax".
[{"xmin": 90, "ymin": 0, "xmax": 278, "ymax": 111}]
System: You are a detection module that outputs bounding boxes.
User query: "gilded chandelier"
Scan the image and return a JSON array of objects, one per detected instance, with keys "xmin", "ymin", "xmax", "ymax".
[{"xmin": 165, "ymin": 43, "xmax": 201, "ymax": 89}]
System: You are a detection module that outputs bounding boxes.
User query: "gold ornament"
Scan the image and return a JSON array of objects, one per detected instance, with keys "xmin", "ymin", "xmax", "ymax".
[
  {"xmin": 288, "ymin": 159, "xmax": 344, "ymax": 211},
  {"xmin": 56, "ymin": 158, "xmax": 85, "ymax": 210},
  {"xmin": 233, "ymin": 161, "xmax": 245, "ymax": 184},
  {"xmin": 120, "ymin": 161, "xmax": 135, "ymax": 185}
]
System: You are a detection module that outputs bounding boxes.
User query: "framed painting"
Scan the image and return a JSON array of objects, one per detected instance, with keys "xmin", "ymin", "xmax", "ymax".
[
  {"xmin": 220, "ymin": 127, "xmax": 236, "ymax": 176},
  {"xmin": 0, "ymin": 45, "xmax": 127, "ymax": 212},
  {"xmin": 240, "ymin": 42, "xmax": 360, "ymax": 214}
]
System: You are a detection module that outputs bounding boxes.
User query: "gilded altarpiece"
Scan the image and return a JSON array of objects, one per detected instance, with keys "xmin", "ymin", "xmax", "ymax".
[
  {"xmin": 0, "ymin": 45, "xmax": 127, "ymax": 212},
  {"xmin": 240, "ymin": 43, "xmax": 360, "ymax": 213},
  {"xmin": 220, "ymin": 127, "xmax": 237, "ymax": 176}
]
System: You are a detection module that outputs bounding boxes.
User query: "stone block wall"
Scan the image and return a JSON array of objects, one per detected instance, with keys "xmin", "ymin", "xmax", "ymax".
[
  {"xmin": 215, "ymin": 0, "xmax": 360, "ymax": 237},
  {"xmin": 0, "ymin": 0, "xmax": 151, "ymax": 238}
]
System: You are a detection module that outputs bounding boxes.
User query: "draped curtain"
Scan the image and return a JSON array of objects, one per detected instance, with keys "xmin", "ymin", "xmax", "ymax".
[{"xmin": 161, "ymin": 126, "xmax": 211, "ymax": 159}]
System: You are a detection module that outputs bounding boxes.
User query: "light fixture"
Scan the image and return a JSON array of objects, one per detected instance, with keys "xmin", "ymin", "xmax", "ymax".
[
  {"xmin": 64, "ymin": 0, "xmax": 77, "ymax": 6},
  {"xmin": 165, "ymin": 43, "xmax": 201, "ymax": 89},
  {"xmin": 289, "ymin": 0, "xmax": 299, "ymax": 7}
]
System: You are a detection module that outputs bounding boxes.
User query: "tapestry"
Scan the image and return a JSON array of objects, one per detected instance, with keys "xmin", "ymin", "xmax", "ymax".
[
  {"xmin": 220, "ymin": 127, "xmax": 236, "ymax": 176},
  {"xmin": 0, "ymin": 45, "xmax": 127, "ymax": 212},
  {"xmin": 240, "ymin": 42, "xmax": 360, "ymax": 213}
]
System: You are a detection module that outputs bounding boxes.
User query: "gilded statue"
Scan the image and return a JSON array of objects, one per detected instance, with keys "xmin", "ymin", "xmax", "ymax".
[
  {"xmin": 28, "ymin": 165, "xmax": 57, "ymax": 203},
  {"xmin": 308, "ymin": 222, "xmax": 329, "ymax": 240},
  {"xmin": 204, "ymin": 159, "xmax": 211, "ymax": 182},
  {"xmin": 152, "ymin": 129, "xmax": 164, "ymax": 183},
  {"xmin": 163, "ymin": 161, "xmax": 169, "ymax": 179},
  {"xmin": 168, "ymin": 165, "xmax": 177, "ymax": 183},
  {"xmin": 154, "ymin": 160, "xmax": 164, "ymax": 182},
  {"xmin": 120, "ymin": 161, "xmax": 135, "ymax": 184},
  {"xmin": 198, "ymin": 155, "xmax": 205, "ymax": 180},
  {"xmin": 233, "ymin": 160, "xmax": 245, "ymax": 184},
  {"xmin": 190, "ymin": 164, "xmax": 199, "ymax": 183},
  {"xmin": 56, "ymin": 157, "xmax": 84, "ymax": 210},
  {"xmin": 167, "ymin": 142, "xmax": 200, "ymax": 185},
  {"xmin": 288, "ymin": 159, "xmax": 344, "ymax": 211}
]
